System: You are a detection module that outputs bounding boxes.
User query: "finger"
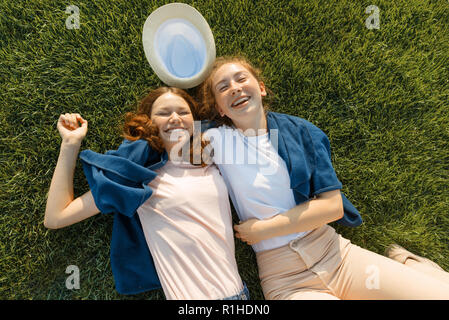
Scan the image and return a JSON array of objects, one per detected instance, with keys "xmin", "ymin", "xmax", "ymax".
[
  {"xmin": 60, "ymin": 114, "xmax": 70, "ymax": 128},
  {"xmin": 75, "ymin": 114, "xmax": 83, "ymax": 124},
  {"xmin": 58, "ymin": 114, "xmax": 65, "ymax": 124},
  {"xmin": 70, "ymin": 114, "xmax": 78, "ymax": 128},
  {"xmin": 80, "ymin": 118, "xmax": 88, "ymax": 128},
  {"xmin": 57, "ymin": 115, "xmax": 67, "ymax": 129},
  {"xmin": 77, "ymin": 115, "xmax": 88, "ymax": 127},
  {"xmin": 64, "ymin": 113, "xmax": 74, "ymax": 127}
]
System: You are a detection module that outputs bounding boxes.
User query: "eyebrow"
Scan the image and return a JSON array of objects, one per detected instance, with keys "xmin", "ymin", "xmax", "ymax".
[
  {"xmin": 155, "ymin": 105, "xmax": 190, "ymax": 112},
  {"xmin": 214, "ymin": 71, "xmax": 248, "ymax": 89}
]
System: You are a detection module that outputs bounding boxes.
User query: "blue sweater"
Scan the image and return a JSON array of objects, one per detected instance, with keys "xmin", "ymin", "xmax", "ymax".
[{"xmin": 79, "ymin": 111, "xmax": 362, "ymax": 295}]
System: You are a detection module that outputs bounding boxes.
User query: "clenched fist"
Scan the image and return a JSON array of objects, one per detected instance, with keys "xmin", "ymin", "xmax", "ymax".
[{"xmin": 57, "ymin": 113, "xmax": 88, "ymax": 145}]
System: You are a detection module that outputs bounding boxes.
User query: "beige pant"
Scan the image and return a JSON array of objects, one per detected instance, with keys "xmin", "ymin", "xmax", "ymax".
[{"xmin": 256, "ymin": 225, "xmax": 449, "ymax": 300}]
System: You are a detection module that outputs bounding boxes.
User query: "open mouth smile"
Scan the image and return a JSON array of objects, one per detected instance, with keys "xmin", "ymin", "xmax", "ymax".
[
  {"xmin": 165, "ymin": 127, "xmax": 186, "ymax": 133},
  {"xmin": 231, "ymin": 96, "xmax": 250, "ymax": 108}
]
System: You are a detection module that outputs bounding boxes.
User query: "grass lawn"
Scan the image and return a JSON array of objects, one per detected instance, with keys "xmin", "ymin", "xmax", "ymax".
[{"xmin": 1, "ymin": 0, "xmax": 448, "ymax": 299}]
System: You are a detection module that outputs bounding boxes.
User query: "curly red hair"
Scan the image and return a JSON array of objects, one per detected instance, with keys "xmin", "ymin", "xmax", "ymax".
[{"xmin": 123, "ymin": 87, "xmax": 209, "ymax": 166}]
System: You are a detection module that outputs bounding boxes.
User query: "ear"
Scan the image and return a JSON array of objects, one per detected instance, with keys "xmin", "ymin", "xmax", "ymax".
[{"xmin": 259, "ymin": 81, "xmax": 267, "ymax": 97}]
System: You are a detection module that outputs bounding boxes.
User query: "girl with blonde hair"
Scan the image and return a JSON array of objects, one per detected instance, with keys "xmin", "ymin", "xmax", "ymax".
[{"xmin": 197, "ymin": 56, "xmax": 449, "ymax": 299}]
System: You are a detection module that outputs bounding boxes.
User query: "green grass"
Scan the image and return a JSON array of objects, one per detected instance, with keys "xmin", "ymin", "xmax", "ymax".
[{"xmin": 1, "ymin": 0, "xmax": 448, "ymax": 299}]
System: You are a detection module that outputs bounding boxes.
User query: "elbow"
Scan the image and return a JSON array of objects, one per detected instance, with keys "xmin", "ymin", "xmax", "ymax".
[
  {"xmin": 43, "ymin": 214, "xmax": 60, "ymax": 230},
  {"xmin": 317, "ymin": 190, "xmax": 344, "ymax": 222},
  {"xmin": 334, "ymin": 195, "xmax": 344, "ymax": 221},
  {"xmin": 321, "ymin": 192, "xmax": 344, "ymax": 222},
  {"xmin": 335, "ymin": 206, "xmax": 344, "ymax": 221},
  {"xmin": 43, "ymin": 219, "xmax": 58, "ymax": 230}
]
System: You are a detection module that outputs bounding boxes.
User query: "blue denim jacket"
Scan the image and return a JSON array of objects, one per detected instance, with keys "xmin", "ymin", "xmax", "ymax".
[
  {"xmin": 266, "ymin": 112, "xmax": 362, "ymax": 227},
  {"xmin": 79, "ymin": 111, "xmax": 361, "ymax": 295}
]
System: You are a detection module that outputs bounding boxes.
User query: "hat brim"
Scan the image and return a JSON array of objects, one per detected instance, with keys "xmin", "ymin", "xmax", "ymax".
[{"xmin": 142, "ymin": 3, "xmax": 216, "ymax": 89}]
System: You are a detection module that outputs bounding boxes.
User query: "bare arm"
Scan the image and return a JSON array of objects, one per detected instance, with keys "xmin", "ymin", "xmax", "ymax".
[
  {"xmin": 234, "ymin": 189, "xmax": 343, "ymax": 245},
  {"xmin": 44, "ymin": 113, "xmax": 100, "ymax": 229}
]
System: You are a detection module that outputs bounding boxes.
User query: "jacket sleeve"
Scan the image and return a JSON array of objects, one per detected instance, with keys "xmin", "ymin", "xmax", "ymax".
[
  {"xmin": 302, "ymin": 120, "xmax": 363, "ymax": 226},
  {"xmin": 79, "ymin": 139, "xmax": 159, "ymax": 217},
  {"xmin": 303, "ymin": 121, "xmax": 343, "ymax": 195}
]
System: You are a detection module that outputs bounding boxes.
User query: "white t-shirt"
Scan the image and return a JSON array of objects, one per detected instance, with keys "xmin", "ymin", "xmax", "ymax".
[
  {"xmin": 205, "ymin": 126, "xmax": 310, "ymax": 252},
  {"xmin": 137, "ymin": 161, "xmax": 243, "ymax": 300}
]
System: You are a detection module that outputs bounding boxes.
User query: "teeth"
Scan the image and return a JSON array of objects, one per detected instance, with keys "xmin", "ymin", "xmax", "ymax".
[
  {"xmin": 167, "ymin": 128, "xmax": 185, "ymax": 133},
  {"xmin": 232, "ymin": 97, "xmax": 249, "ymax": 107}
]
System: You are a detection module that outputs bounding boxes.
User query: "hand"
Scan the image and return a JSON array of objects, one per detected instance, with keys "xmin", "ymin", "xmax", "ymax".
[
  {"xmin": 234, "ymin": 218, "xmax": 268, "ymax": 245},
  {"xmin": 57, "ymin": 113, "xmax": 88, "ymax": 144}
]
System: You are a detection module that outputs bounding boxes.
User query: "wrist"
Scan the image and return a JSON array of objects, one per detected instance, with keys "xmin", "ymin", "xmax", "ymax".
[{"xmin": 61, "ymin": 139, "xmax": 82, "ymax": 148}]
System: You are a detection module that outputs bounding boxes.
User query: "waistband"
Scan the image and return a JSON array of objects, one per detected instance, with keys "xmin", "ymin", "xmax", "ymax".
[
  {"xmin": 256, "ymin": 224, "xmax": 339, "ymax": 270},
  {"xmin": 222, "ymin": 282, "xmax": 250, "ymax": 300}
]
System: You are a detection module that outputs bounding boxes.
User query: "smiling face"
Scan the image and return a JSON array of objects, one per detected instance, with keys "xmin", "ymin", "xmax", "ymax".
[
  {"xmin": 211, "ymin": 63, "xmax": 267, "ymax": 126},
  {"xmin": 150, "ymin": 92, "xmax": 194, "ymax": 150}
]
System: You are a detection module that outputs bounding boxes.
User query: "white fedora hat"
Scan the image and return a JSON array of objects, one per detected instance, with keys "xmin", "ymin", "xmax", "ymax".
[{"xmin": 142, "ymin": 3, "xmax": 216, "ymax": 89}]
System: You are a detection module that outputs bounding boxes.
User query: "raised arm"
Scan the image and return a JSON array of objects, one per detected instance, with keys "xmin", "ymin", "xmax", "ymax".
[{"xmin": 44, "ymin": 113, "xmax": 100, "ymax": 229}]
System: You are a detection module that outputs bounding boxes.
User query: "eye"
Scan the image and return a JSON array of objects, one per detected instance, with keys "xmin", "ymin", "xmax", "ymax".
[
  {"xmin": 238, "ymin": 77, "xmax": 246, "ymax": 82},
  {"xmin": 219, "ymin": 85, "xmax": 228, "ymax": 92}
]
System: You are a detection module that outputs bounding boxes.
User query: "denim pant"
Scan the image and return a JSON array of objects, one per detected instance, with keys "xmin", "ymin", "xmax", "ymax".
[{"xmin": 223, "ymin": 282, "xmax": 250, "ymax": 300}]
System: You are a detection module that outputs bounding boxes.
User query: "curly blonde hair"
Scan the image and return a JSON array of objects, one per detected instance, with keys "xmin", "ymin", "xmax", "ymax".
[{"xmin": 196, "ymin": 55, "xmax": 272, "ymax": 127}]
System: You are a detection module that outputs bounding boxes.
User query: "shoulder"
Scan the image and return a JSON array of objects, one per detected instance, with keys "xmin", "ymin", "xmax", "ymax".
[
  {"xmin": 204, "ymin": 125, "xmax": 235, "ymax": 141},
  {"xmin": 114, "ymin": 138, "xmax": 150, "ymax": 154},
  {"xmin": 200, "ymin": 119, "xmax": 218, "ymax": 132},
  {"xmin": 106, "ymin": 139, "xmax": 152, "ymax": 164},
  {"xmin": 268, "ymin": 111, "xmax": 326, "ymax": 139},
  {"xmin": 81, "ymin": 139, "xmax": 158, "ymax": 167}
]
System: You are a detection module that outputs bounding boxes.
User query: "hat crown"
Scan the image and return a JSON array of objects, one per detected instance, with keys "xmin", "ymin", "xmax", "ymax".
[
  {"xmin": 155, "ymin": 18, "xmax": 206, "ymax": 79},
  {"xmin": 142, "ymin": 3, "xmax": 216, "ymax": 89}
]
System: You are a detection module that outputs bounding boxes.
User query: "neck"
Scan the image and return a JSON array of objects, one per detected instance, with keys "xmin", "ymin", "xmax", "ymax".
[
  {"xmin": 233, "ymin": 109, "xmax": 267, "ymax": 137},
  {"xmin": 164, "ymin": 140, "xmax": 190, "ymax": 161}
]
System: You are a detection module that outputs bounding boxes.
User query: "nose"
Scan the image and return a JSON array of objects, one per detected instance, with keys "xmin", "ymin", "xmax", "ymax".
[
  {"xmin": 168, "ymin": 112, "xmax": 181, "ymax": 123},
  {"xmin": 230, "ymin": 80, "xmax": 242, "ymax": 96}
]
